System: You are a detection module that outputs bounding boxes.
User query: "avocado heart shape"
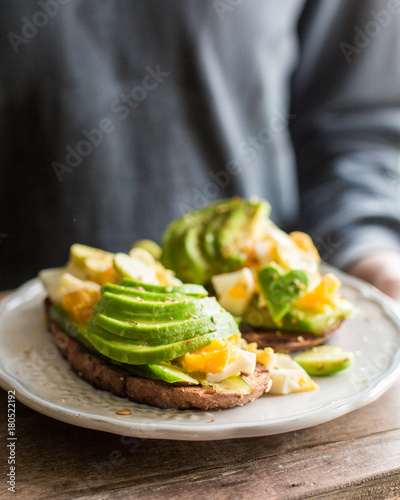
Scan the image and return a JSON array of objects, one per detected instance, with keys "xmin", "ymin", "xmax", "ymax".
[{"xmin": 257, "ymin": 265, "xmax": 309, "ymax": 323}]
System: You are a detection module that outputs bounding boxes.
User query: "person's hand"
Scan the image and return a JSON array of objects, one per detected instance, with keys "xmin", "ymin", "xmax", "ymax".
[{"xmin": 347, "ymin": 251, "xmax": 400, "ymax": 304}]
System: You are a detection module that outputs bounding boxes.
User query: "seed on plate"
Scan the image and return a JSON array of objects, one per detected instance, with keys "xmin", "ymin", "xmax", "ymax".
[{"xmin": 116, "ymin": 409, "xmax": 132, "ymax": 415}]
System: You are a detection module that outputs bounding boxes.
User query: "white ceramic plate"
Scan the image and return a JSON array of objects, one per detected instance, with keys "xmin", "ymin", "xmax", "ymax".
[{"xmin": 1, "ymin": 270, "xmax": 400, "ymax": 441}]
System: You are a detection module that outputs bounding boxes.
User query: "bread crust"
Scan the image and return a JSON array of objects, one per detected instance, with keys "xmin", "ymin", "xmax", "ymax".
[
  {"xmin": 240, "ymin": 322, "xmax": 342, "ymax": 354},
  {"xmin": 46, "ymin": 306, "xmax": 271, "ymax": 410}
]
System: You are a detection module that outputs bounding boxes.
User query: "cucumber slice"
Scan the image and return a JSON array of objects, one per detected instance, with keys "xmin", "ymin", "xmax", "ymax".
[{"xmin": 294, "ymin": 345, "xmax": 354, "ymax": 376}]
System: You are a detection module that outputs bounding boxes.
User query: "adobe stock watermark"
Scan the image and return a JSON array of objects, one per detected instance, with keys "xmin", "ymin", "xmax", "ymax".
[
  {"xmin": 84, "ymin": 435, "xmax": 140, "ymax": 492},
  {"xmin": 7, "ymin": 0, "xmax": 71, "ymax": 54},
  {"xmin": 52, "ymin": 65, "xmax": 170, "ymax": 182},
  {"xmin": 6, "ymin": 390, "xmax": 17, "ymax": 493},
  {"xmin": 178, "ymin": 109, "xmax": 295, "ymax": 215},
  {"xmin": 340, "ymin": 0, "xmax": 400, "ymax": 63},
  {"xmin": 213, "ymin": 0, "xmax": 243, "ymax": 21}
]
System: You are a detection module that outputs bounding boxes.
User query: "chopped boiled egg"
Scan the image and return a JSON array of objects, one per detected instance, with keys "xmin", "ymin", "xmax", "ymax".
[
  {"xmin": 39, "ymin": 268, "xmax": 101, "ymax": 322},
  {"xmin": 39, "ymin": 268, "xmax": 100, "ymax": 303},
  {"xmin": 267, "ymin": 226, "xmax": 319, "ymax": 278},
  {"xmin": 181, "ymin": 338, "xmax": 256, "ymax": 383},
  {"xmin": 39, "ymin": 268, "xmax": 67, "ymax": 303},
  {"xmin": 155, "ymin": 262, "xmax": 182, "ymax": 286},
  {"xmin": 116, "ymin": 249, "xmax": 180, "ymax": 286},
  {"xmin": 268, "ymin": 354, "xmax": 318, "ymax": 395},
  {"xmin": 290, "ymin": 231, "xmax": 320, "ymax": 261},
  {"xmin": 61, "ymin": 286, "xmax": 101, "ymax": 323},
  {"xmin": 211, "ymin": 268, "xmax": 255, "ymax": 316},
  {"xmin": 246, "ymin": 343, "xmax": 276, "ymax": 369},
  {"xmin": 245, "ymin": 343, "xmax": 318, "ymax": 394},
  {"xmin": 294, "ymin": 273, "xmax": 342, "ymax": 312}
]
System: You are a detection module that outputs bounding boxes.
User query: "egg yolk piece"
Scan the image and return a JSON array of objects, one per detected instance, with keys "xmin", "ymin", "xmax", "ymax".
[
  {"xmin": 290, "ymin": 231, "xmax": 320, "ymax": 261},
  {"xmin": 295, "ymin": 273, "xmax": 342, "ymax": 312},
  {"xmin": 181, "ymin": 339, "xmax": 231, "ymax": 374},
  {"xmin": 61, "ymin": 287, "xmax": 101, "ymax": 323}
]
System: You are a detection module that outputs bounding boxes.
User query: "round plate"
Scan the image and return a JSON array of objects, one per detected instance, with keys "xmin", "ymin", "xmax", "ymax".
[{"xmin": 1, "ymin": 270, "xmax": 400, "ymax": 441}]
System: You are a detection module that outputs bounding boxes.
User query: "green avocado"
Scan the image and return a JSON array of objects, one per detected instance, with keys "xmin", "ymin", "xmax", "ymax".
[
  {"xmin": 96, "ymin": 292, "xmax": 223, "ymax": 322},
  {"xmin": 294, "ymin": 345, "xmax": 354, "ymax": 375},
  {"xmin": 94, "ymin": 311, "xmax": 236, "ymax": 345},
  {"xmin": 257, "ymin": 265, "xmax": 309, "ymax": 323},
  {"xmin": 85, "ymin": 325, "xmax": 219, "ymax": 365},
  {"xmin": 49, "ymin": 304, "xmax": 202, "ymax": 384},
  {"xmin": 122, "ymin": 361, "xmax": 200, "ymax": 384},
  {"xmin": 119, "ymin": 278, "xmax": 207, "ymax": 297},
  {"xmin": 161, "ymin": 198, "xmax": 271, "ymax": 285},
  {"xmin": 84, "ymin": 278, "xmax": 239, "ymax": 365},
  {"xmin": 48, "ymin": 303, "xmax": 95, "ymax": 351},
  {"xmin": 215, "ymin": 199, "xmax": 270, "ymax": 273},
  {"xmin": 242, "ymin": 295, "xmax": 353, "ymax": 335},
  {"xmin": 163, "ymin": 199, "xmax": 230, "ymax": 283}
]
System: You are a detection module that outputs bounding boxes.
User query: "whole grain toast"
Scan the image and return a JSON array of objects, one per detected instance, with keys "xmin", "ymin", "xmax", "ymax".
[{"xmin": 47, "ymin": 309, "xmax": 271, "ymax": 410}]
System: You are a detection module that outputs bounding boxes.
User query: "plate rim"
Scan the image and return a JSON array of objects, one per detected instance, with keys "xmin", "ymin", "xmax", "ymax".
[{"xmin": 1, "ymin": 271, "xmax": 400, "ymax": 441}]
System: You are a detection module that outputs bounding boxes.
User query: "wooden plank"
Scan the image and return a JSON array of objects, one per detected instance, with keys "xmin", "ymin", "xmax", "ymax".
[
  {"xmin": 0, "ymin": 376, "xmax": 399, "ymax": 499},
  {"xmin": 69, "ymin": 430, "xmax": 400, "ymax": 500}
]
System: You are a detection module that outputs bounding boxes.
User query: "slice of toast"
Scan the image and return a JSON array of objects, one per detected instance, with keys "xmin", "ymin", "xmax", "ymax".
[
  {"xmin": 240, "ymin": 321, "xmax": 342, "ymax": 354},
  {"xmin": 47, "ymin": 312, "xmax": 271, "ymax": 410}
]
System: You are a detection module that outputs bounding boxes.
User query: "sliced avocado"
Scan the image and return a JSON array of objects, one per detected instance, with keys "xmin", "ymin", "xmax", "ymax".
[
  {"xmin": 102, "ymin": 283, "xmax": 189, "ymax": 302},
  {"xmin": 201, "ymin": 206, "xmax": 232, "ymax": 270},
  {"xmin": 257, "ymin": 265, "xmax": 309, "ymax": 322},
  {"xmin": 215, "ymin": 199, "xmax": 270, "ymax": 273},
  {"xmin": 94, "ymin": 312, "xmax": 230, "ymax": 345},
  {"xmin": 118, "ymin": 361, "xmax": 200, "ymax": 384},
  {"xmin": 84, "ymin": 326, "xmax": 218, "ymax": 365},
  {"xmin": 95, "ymin": 292, "xmax": 223, "ymax": 322},
  {"xmin": 48, "ymin": 305, "xmax": 201, "ymax": 383},
  {"xmin": 294, "ymin": 346, "xmax": 354, "ymax": 375},
  {"xmin": 161, "ymin": 198, "xmax": 271, "ymax": 284},
  {"xmin": 49, "ymin": 303, "xmax": 244, "ymax": 386},
  {"xmin": 181, "ymin": 224, "xmax": 215, "ymax": 284},
  {"xmin": 242, "ymin": 296, "xmax": 353, "ymax": 335},
  {"xmin": 119, "ymin": 278, "xmax": 208, "ymax": 297},
  {"xmin": 206, "ymin": 375, "xmax": 252, "ymax": 394},
  {"xmin": 161, "ymin": 199, "xmax": 235, "ymax": 284}
]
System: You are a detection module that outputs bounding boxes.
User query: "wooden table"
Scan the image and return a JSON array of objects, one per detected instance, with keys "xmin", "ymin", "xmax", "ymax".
[{"xmin": 1, "ymin": 291, "xmax": 400, "ymax": 499}]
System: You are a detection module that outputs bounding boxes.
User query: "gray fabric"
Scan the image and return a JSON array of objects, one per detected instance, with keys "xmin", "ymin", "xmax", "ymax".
[{"xmin": 1, "ymin": 0, "xmax": 400, "ymax": 288}]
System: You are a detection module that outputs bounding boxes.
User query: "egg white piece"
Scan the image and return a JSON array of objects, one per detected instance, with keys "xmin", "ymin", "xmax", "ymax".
[
  {"xmin": 39, "ymin": 268, "xmax": 100, "ymax": 303},
  {"xmin": 212, "ymin": 268, "xmax": 255, "ymax": 316},
  {"xmin": 268, "ymin": 354, "xmax": 318, "ymax": 395},
  {"xmin": 206, "ymin": 348, "xmax": 256, "ymax": 383}
]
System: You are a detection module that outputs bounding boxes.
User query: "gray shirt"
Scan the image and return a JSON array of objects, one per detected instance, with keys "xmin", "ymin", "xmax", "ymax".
[{"xmin": 1, "ymin": 0, "xmax": 400, "ymax": 288}]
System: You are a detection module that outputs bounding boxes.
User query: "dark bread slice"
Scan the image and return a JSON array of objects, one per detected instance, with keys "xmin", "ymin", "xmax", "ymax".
[
  {"xmin": 240, "ymin": 321, "xmax": 342, "ymax": 354},
  {"xmin": 47, "ymin": 310, "xmax": 271, "ymax": 410}
]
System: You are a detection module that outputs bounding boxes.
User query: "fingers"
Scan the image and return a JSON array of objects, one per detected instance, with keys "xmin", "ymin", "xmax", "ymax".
[{"xmin": 347, "ymin": 251, "xmax": 400, "ymax": 304}]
